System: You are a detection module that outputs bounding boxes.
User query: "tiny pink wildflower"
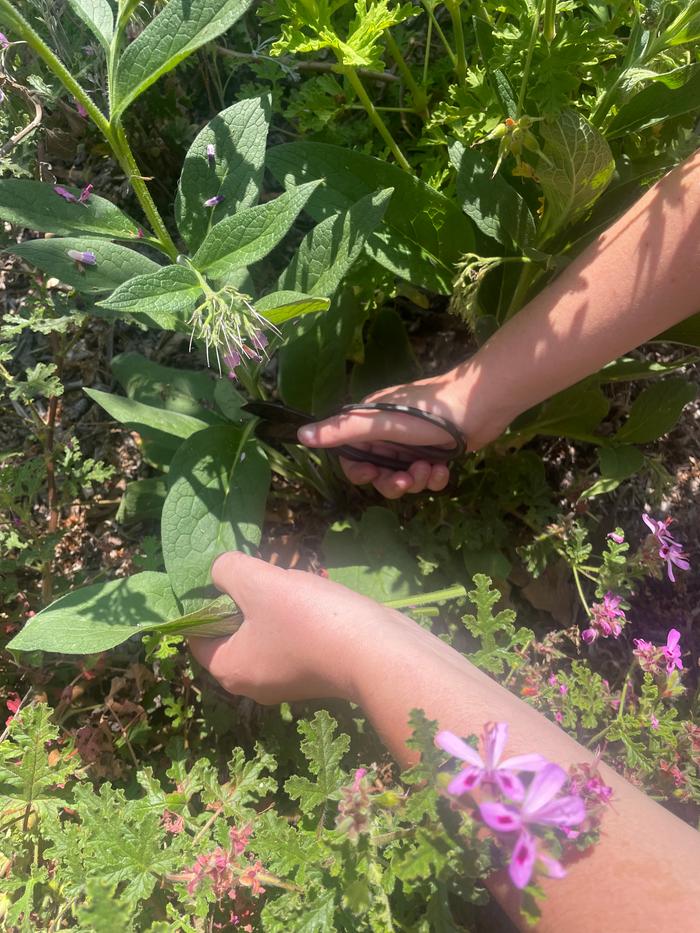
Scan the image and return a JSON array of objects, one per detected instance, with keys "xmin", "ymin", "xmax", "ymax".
[
  {"xmin": 74, "ymin": 99, "xmax": 88, "ymax": 118},
  {"xmin": 162, "ymin": 810, "xmax": 184, "ymax": 834},
  {"xmin": 229, "ymin": 823, "xmax": 253, "ymax": 857},
  {"xmin": 607, "ymin": 531, "xmax": 625, "ymax": 544},
  {"xmin": 642, "ymin": 514, "xmax": 690, "ymax": 582},
  {"xmin": 54, "ymin": 185, "xmax": 79, "ymax": 204},
  {"xmin": 582, "ymin": 592, "xmax": 626, "ymax": 644},
  {"xmin": 650, "ymin": 714, "xmax": 659, "ymax": 731},
  {"xmin": 662, "ymin": 629, "xmax": 683, "ymax": 674},
  {"xmin": 0, "ymin": 32, "xmax": 9, "ymax": 49},
  {"xmin": 79, "ymin": 183, "xmax": 93, "ymax": 204}
]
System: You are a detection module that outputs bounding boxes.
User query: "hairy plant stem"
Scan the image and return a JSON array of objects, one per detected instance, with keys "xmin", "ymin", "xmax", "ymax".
[
  {"xmin": 339, "ymin": 63, "xmax": 412, "ymax": 172},
  {"xmin": 444, "ymin": 0, "xmax": 467, "ymax": 85},
  {"xmin": 215, "ymin": 45, "xmax": 399, "ymax": 83},
  {"xmin": 571, "ymin": 565, "xmax": 591, "ymax": 617},
  {"xmin": 384, "ymin": 30, "xmax": 428, "ymax": 116},
  {"xmin": 516, "ymin": 0, "xmax": 543, "ymax": 116},
  {"xmin": 0, "ymin": 0, "xmax": 178, "ymax": 259}
]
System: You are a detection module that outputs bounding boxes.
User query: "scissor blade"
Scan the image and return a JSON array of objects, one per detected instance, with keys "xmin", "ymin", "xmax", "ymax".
[{"xmin": 242, "ymin": 401, "xmax": 312, "ymax": 443}]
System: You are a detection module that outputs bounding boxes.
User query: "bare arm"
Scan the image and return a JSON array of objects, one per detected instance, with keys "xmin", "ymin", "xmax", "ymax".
[
  {"xmin": 190, "ymin": 553, "xmax": 700, "ymax": 933},
  {"xmin": 300, "ymin": 148, "xmax": 700, "ymax": 496}
]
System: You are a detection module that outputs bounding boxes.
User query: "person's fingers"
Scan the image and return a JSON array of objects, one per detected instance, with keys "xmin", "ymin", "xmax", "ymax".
[
  {"xmin": 188, "ymin": 634, "xmax": 231, "ymax": 671},
  {"xmin": 298, "ymin": 408, "xmax": 451, "ymax": 449},
  {"xmin": 211, "ymin": 551, "xmax": 289, "ymax": 614},
  {"xmin": 372, "ymin": 469, "xmax": 415, "ymax": 499},
  {"xmin": 338, "ymin": 457, "xmax": 381, "ymax": 485},
  {"xmin": 406, "ymin": 460, "xmax": 432, "ymax": 494},
  {"xmin": 427, "ymin": 463, "xmax": 450, "ymax": 492}
]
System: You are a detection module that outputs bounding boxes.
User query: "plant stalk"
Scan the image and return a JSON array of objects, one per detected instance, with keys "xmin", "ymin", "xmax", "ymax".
[
  {"xmin": 444, "ymin": 0, "xmax": 467, "ymax": 85},
  {"xmin": 420, "ymin": 1, "xmax": 456, "ymax": 67},
  {"xmin": 516, "ymin": 0, "xmax": 543, "ymax": 116},
  {"xmin": 340, "ymin": 64, "xmax": 412, "ymax": 172},
  {"xmin": 384, "ymin": 30, "xmax": 428, "ymax": 115}
]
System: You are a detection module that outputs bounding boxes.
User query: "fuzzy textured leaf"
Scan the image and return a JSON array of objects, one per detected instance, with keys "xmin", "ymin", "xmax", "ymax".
[
  {"xmin": 85, "ymin": 388, "xmax": 214, "ymax": 439},
  {"xmin": 267, "ymin": 142, "xmax": 474, "ymax": 293},
  {"xmin": 279, "ymin": 188, "xmax": 392, "ymax": 297},
  {"xmin": 0, "ymin": 180, "xmax": 140, "ymax": 238},
  {"xmin": 8, "ymin": 572, "xmax": 180, "ymax": 654},
  {"xmin": 97, "ymin": 265, "xmax": 202, "ymax": 331},
  {"xmin": 614, "ymin": 379, "xmax": 697, "ymax": 444},
  {"xmin": 8, "ymin": 237, "xmax": 161, "ymax": 293},
  {"xmin": 66, "ymin": 0, "xmax": 113, "ymax": 50},
  {"xmin": 175, "ymin": 95, "xmax": 271, "ymax": 250},
  {"xmin": 113, "ymin": 0, "xmax": 253, "ymax": 117},
  {"xmin": 193, "ymin": 181, "xmax": 321, "ymax": 275},
  {"xmin": 284, "ymin": 711, "xmax": 349, "ymax": 816},
  {"xmin": 607, "ymin": 64, "xmax": 700, "ymax": 138},
  {"xmin": 538, "ymin": 110, "xmax": 614, "ymax": 235},
  {"xmin": 256, "ymin": 290, "xmax": 331, "ymax": 326},
  {"xmin": 161, "ymin": 426, "xmax": 270, "ymax": 612}
]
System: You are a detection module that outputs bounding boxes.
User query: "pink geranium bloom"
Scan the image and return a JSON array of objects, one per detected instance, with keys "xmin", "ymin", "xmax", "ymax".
[
  {"xmin": 662, "ymin": 629, "xmax": 683, "ymax": 674},
  {"xmin": 582, "ymin": 592, "xmax": 626, "ymax": 644},
  {"xmin": 480, "ymin": 763, "xmax": 586, "ymax": 889},
  {"xmin": 642, "ymin": 514, "xmax": 690, "ymax": 582},
  {"xmin": 436, "ymin": 722, "xmax": 547, "ymax": 801}
]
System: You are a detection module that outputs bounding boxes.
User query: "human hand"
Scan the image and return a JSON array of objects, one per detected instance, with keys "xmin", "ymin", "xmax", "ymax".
[
  {"xmin": 296, "ymin": 369, "xmax": 507, "ymax": 498},
  {"xmin": 188, "ymin": 551, "xmax": 418, "ymax": 705}
]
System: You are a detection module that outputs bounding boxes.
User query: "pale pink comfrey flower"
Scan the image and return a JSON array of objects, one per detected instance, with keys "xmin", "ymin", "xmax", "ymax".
[
  {"xmin": 479, "ymin": 763, "xmax": 586, "ymax": 889},
  {"xmin": 436, "ymin": 722, "xmax": 547, "ymax": 801}
]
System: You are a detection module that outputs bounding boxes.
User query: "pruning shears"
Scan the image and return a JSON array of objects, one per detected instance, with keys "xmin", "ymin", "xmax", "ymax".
[{"xmin": 241, "ymin": 400, "xmax": 466, "ymax": 471}]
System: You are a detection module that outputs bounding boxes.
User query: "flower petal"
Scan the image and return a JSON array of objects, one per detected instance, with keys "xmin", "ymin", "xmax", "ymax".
[
  {"xmin": 435, "ymin": 731, "xmax": 484, "ymax": 767},
  {"xmin": 523, "ymin": 763, "xmax": 567, "ymax": 815},
  {"xmin": 484, "ymin": 722, "xmax": 509, "ymax": 769},
  {"xmin": 540, "ymin": 853, "xmax": 567, "ymax": 880},
  {"xmin": 509, "ymin": 830, "xmax": 537, "ymax": 890},
  {"xmin": 493, "ymin": 769, "xmax": 526, "ymax": 802},
  {"xmin": 500, "ymin": 753, "xmax": 549, "ymax": 773},
  {"xmin": 666, "ymin": 629, "xmax": 680, "ymax": 649},
  {"xmin": 532, "ymin": 794, "xmax": 586, "ymax": 827},
  {"xmin": 642, "ymin": 513, "xmax": 656, "ymax": 533},
  {"xmin": 447, "ymin": 767, "xmax": 483, "ymax": 796},
  {"xmin": 479, "ymin": 801, "xmax": 522, "ymax": 833}
]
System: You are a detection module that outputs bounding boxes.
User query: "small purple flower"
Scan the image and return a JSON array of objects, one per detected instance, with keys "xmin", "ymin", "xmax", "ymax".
[
  {"xmin": 251, "ymin": 330, "xmax": 268, "ymax": 351},
  {"xmin": 66, "ymin": 249, "xmax": 96, "ymax": 265},
  {"xmin": 206, "ymin": 143, "xmax": 216, "ymax": 166},
  {"xmin": 662, "ymin": 628, "xmax": 683, "ymax": 674},
  {"xmin": 633, "ymin": 638, "xmax": 660, "ymax": 674},
  {"xmin": 74, "ymin": 99, "xmax": 88, "ymax": 118},
  {"xmin": 436, "ymin": 723, "xmax": 547, "ymax": 802},
  {"xmin": 203, "ymin": 194, "xmax": 224, "ymax": 208},
  {"xmin": 79, "ymin": 183, "xmax": 93, "ymax": 204},
  {"xmin": 650, "ymin": 714, "xmax": 659, "ymax": 731},
  {"xmin": 480, "ymin": 763, "xmax": 586, "ymax": 889},
  {"xmin": 0, "ymin": 32, "xmax": 9, "ymax": 49},
  {"xmin": 607, "ymin": 531, "xmax": 624, "ymax": 544},
  {"xmin": 223, "ymin": 350, "xmax": 241, "ymax": 380},
  {"xmin": 54, "ymin": 185, "xmax": 79, "ymax": 204},
  {"xmin": 582, "ymin": 592, "xmax": 626, "ymax": 644},
  {"xmin": 642, "ymin": 514, "xmax": 690, "ymax": 582}
]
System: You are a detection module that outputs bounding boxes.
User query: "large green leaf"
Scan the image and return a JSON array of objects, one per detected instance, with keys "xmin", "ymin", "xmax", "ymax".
[
  {"xmin": 350, "ymin": 307, "xmax": 419, "ymax": 399},
  {"xmin": 279, "ymin": 189, "xmax": 392, "ymax": 297},
  {"xmin": 279, "ymin": 288, "xmax": 366, "ymax": 414},
  {"xmin": 0, "ymin": 180, "xmax": 140, "ymax": 238},
  {"xmin": 580, "ymin": 446, "xmax": 645, "ymax": 499},
  {"xmin": 607, "ymin": 64, "xmax": 700, "ymax": 138},
  {"xmin": 9, "ymin": 237, "xmax": 160, "ymax": 293},
  {"xmin": 512, "ymin": 382, "xmax": 609, "ymax": 442},
  {"xmin": 256, "ymin": 290, "xmax": 331, "ymax": 326},
  {"xmin": 112, "ymin": 0, "xmax": 253, "ymax": 117},
  {"xmin": 161, "ymin": 426, "xmax": 270, "ymax": 612},
  {"xmin": 97, "ymin": 265, "xmax": 201, "ymax": 330},
  {"xmin": 192, "ymin": 181, "xmax": 321, "ymax": 275},
  {"xmin": 66, "ymin": 0, "xmax": 113, "ymax": 51},
  {"xmin": 538, "ymin": 110, "xmax": 615, "ymax": 237},
  {"xmin": 116, "ymin": 477, "xmax": 168, "ymax": 524},
  {"xmin": 323, "ymin": 507, "xmax": 422, "ymax": 601},
  {"xmin": 655, "ymin": 312, "xmax": 700, "ymax": 346},
  {"xmin": 448, "ymin": 142, "xmax": 536, "ymax": 248},
  {"xmin": 8, "ymin": 572, "xmax": 180, "ymax": 654},
  {"xmin": 85, "ymin": 388, "xmax": 214, "ymax": 439},
  {"xmin": 614, "ymin": 379, "xmax": 697, "ymax": 444},
  {"xmin": 175, "ymin": 95, "xmax": 270, "ymax": 251},
  {"xmin": 112, "ymin": 352, "xmax": 221, "ymax": 422},
  {"xmin": 267, "ymin": 142, "xmax": 474, "ymax": 293}
]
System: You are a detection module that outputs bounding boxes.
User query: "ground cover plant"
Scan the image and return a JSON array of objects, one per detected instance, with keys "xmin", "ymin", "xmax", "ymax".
[{"xmin": 0, "ymin": 0, "xmax": 698, "ymax": 929}]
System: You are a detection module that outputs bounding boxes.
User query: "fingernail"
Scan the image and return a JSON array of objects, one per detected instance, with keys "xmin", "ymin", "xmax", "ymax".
[{"xmin": 298, "ymin": 426, "xmax": 317, "ymax": 444}]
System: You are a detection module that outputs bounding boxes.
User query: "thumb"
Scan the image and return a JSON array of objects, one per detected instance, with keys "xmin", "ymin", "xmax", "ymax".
[
  {"xmin": 211, "ymin": 551, "xmax": 288, "ymax": 614},
  {"xmin": 297, "ymin": 409, "xmax": 450, "ymax": 449}
]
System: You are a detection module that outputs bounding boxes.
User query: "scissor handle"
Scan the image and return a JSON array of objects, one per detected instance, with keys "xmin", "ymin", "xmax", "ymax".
[
  {"xmin": 242, "ymin": 400, "xmax": 466, "ymax": 471},
  {"xmin": 318, "ymin": 402, "xmax": 465, "ymax": 471}
]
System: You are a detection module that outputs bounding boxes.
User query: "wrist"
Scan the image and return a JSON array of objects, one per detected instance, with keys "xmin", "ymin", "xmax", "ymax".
[{"xmin": 433, "ymin": 359, "xmax": 516, "ymax": 451}]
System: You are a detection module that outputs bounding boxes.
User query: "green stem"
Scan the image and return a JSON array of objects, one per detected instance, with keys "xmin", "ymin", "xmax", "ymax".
[
  {"xmin": 340, "ymin": 63, "xmax": 412, "ymax": 172},
  {"xmin": 0, "ymin": 0, "xmax": 178, "ymax": 259},
  {"xmin": 384, "ymin": 30, "xmax": 428, "ymax": 115},
  {"xmin": 543, "ymin": 0, "xmax": 556, "ymax": 44},
  {"xmin": 384, "ymin": 584, "xmax": 467, "ymax": 610},
  {"xmin": 503, "ymin": 261, "xmax": 541, "ymax": 321},
  {"xmin": 587, "ymin": 663, "xmax": 635, "ymax": 747},
  {"xmin": 571, "ymin": 565, "xmax": 591, "ymax": 616},
  {"xmin": 516, "ymin": 0, "xmax": 543, "ymax": 117},
  {"xmin": 422, "ymin": 13, "xmax": 432, "ymax": 85},
  {"xmin": 444, "ymin": 0, "xmax": 467, "ymax": 85},
  {"xmin": 420, "ymin": 1, "xmax": 456, "ymax": 67}
]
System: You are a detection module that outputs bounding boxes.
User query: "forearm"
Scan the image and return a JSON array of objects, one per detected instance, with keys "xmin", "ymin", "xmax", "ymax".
[
  {"xmin": 451, "ymin": 149, "xmax": 700, "ymax": 445},
  {"xmin": 352, "ymin": 622, "xmax": 700, "ymax": 932}
]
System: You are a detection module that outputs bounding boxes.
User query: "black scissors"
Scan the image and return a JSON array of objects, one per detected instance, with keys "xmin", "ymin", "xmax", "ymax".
[{"xmin": 241, "ymin": 400, "xmax": 465, "ymax": 471}]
